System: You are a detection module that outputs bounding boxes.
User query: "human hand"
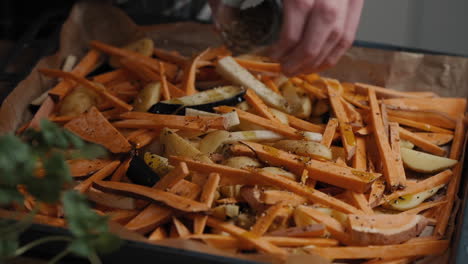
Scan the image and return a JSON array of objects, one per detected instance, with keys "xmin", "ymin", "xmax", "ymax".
[{"xmin": 270, "ymin": 0, "xmax": 364, "ymax": 76}]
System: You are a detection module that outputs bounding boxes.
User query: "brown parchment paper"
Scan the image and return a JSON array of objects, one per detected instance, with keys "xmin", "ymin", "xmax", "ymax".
[{"xmin": 0, "ymin": 1, "xmax": 467, "ymax": 263}]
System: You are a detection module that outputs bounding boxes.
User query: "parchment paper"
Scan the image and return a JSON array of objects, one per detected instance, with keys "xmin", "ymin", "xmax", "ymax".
[{"xmin": 0, "ymin": 1, "xmax": 466, "ymax": 263}]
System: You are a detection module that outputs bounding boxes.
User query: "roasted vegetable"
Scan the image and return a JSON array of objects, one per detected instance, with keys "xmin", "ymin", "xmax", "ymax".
[
  {"xmin": 401, "ymin": 148, "xmax": 457, "ymax": 173},
  {"xmin": 385, "ymin": 184, "xmax": 444, "ymax": 211},
  {"xmin": 126, "ymin": 154, "xmax": 161, "ymax": 187},
  {"xmin": 133, "ymin": 82, "xmax": 161, "ymax": 112},
  {"xmin": 109, "ymin": 38, "xmax": 154, "ymax": 68},
  {"xmin": 273, "ymin": 140, "xmax": 332, "ymax": 160},
  {"xmin": 59, "ymin": 86, "xmax": 99, "ymax": 116}
]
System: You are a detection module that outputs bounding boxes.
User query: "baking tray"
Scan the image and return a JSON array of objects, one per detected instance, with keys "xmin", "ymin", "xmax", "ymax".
[{"xmin": 1, "ymin": 8, "xmax": 467, "ymax": 264}]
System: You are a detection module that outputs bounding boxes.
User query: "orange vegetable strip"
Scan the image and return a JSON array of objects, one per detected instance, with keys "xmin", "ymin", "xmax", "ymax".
[
  {"xmin": 400, "ymin": 200, "xmax": 447, "ymax": 215},
  {"xmin": 260, "ymin": 190, "xmax": 307, "ymax": 206},
  {"xmin": 111, "ymin": 157, "xmax": 132, "ymax": 182},
  {"xmin": 341, "ymin": 97, "xmax": 363, "ymax": 126},
  {"xmin": 108, "ymin": 209, "xmax": 140, "ymax": 225},
  {"xmin": 237, "ymin": 142, "xmax": 379, "ymax": 193},
  {"xmin": 92, "ymin": 180, "xmax": 209, "ymax": 212},
  {"xmin": 398, "ymin": 127, "xmax": 447, "ymax": 156},
  {"xmin": 114, "ymin": 117, "xmax": 225, "ymax": 132},
  {"xmin": 154, "ymin": 162, "xmax": 190, "ymax": 191},
  {"xmin": 326, "ymin": 80, "xmax": 356, "ymax": 160},
  {"xmin": 92, "ymin": 69, "xmax": 129, "ymax": 84},
  {"xmin": 39, "ymin": 69, "xmax": 132, "ymax": 111},
  {"xmin": 172, "ymin": 217, "xmax": 191, "ymax": 237},
  {"xmin": 389, "ymin": 122, "xmax": 407, "ymax": 183},
  {"xmin": 194, "ymin": 173, "xmax": 221, "ymax": 235},
  {"xmin": 204, "ymin": 216, "xmax": 287, "ymax": 259},
  {"xmin": 292, "ymin": 77, "xmax": 327, "ymax": 99},
  {"xmin": 90, "ymin": 40, "xmax": 177, "ymax": 79},
  {"xmin": 125, "ymin": 204, "xmax": 173, "ymax": 234},
  {"xmin": 171, "ymin": 155, "xmax": 361, "ymax": 213},
  {"xmin": 389, "ymin": 115, "xmax": 453, "ymax": 134},
  {"xmin": 308, "ymin": 240, "xmax": 449, "ymax": 260},
  {"xmin": 296, "ymin": 206, "xmax": 350, "ymax": 243},
  {"xmin": 413, "ymin": 133, "xmax": 453, "ymax": 146},
  {"xmin": 355, "ymin": 83, "xmax": 429, "ymax": 99},
  {"xmin": 182, "ymin": 48, "xmax": 211, "ymax": 95},
  {"xmin": 67, "ymin": 159, "xmax": 112, "ymax": 177},
  {"xmin": 353, "ymin": 136, "xmax": 367, "ymax": 171},
  {"xmin": 321, "ymin": 118, "xmax": 338, "ymax": 148},
  {"xmin": 380, "ymin": 103, "xmax": 389, "ymax": 137},
  {"xmin": 234, "ymin": 58, "xmax": 281, "ymax": 73},
  {"xmin": 48, "ymin": 49, "xmax": 101, "ymax": 100},
  {"xmin": 368, "ymin": 88, "xmax": 405, "ymax": 190},
  {"xmin": 128, "ymin": 130, "xmax": 160, "ymax": 149},
  {"xmin": 148, "ymin": 227, "xmax": 168, "ymax": 241},
  {"xmin": 287, "ymin": 114, "xmax": 325, "ymax": 133},
  {"xmin": 16, "ymin": 121, "xmax": 30, "ymax": 135},
  {"xmin": 119, "ymin": 59, "xmax": 158, "ymax": 82},
  {"xmin": 244, "ymin": 89, "xmax": 281, "ymax": 122},
  {"xmin": 125, "ymin": 129, "xmax": 148, "ymax": 141},
  {"xmin": 74, "ymin": 161, "xmax": 121, "ymax": 193},
  {"xmin": 0, "ymin": 208, "xmax": 65, "ymax": 228},
  {"xmin": 261, "ymin": 75, "xmax": 281, "ymax": 94},
  {"xmin": 158, "ymin": 61, "xmax": 171, "ymax": 100},
  {"xmin": 382, "ymin": 98, "xmax": 466, "ymax": 119},
  {"xmin": 433, "ymin": 119, "xmax": 466, "ymax": 237},
  {"xmin": 28, "ymin": 97, "xmax": 56, "ymax": 129},
  {"xmin": 215, "ymin": 106, "xmax": 302, "ymax": 139},
  {"xmin": 387, "ymin": 109, "xmax": 456, "ymax": 130},
  {"xmin": 251, "ymin": 202, "xmax": 287, "ymax": 236},
  {"xmin": 153, "ymin": 48, "xmax": 188, "ymax": 67},
  {"xmin": 381, "ymin": 169, "xmax": 453, "ymax": 205},
  {"xmin": 368, "ymin": 178, "xmax": 386, "ymax": 208}
]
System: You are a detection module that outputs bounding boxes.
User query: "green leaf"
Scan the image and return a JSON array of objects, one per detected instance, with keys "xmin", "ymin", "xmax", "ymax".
[
  {"xmin": 0, "ymin": 134, "xmax": 34, "ymax": 186},
  {"xmin": 63, "ymin": 130, "xmax": 84, "ymax": 149},
  {"xmin": 39, "ymin": 120, "xmax": 69, "ymax": 149},
  {"xmin": 92, "ymin": 232, "xmax": 122, "ymax": 255},
  {"xmin": 68, "ymin": 144, "xmax": 107, "ymax": 160},
  {"xmin": 0, "ymin": 186, "xmax": 23, "ymax": 205},
  {"xmin": 68, "ymin": 237, "xmax": 94, "ymax": 257},
  {"xmin": 0, "ymin": 232, "xmax": 19, "ymax": 258}
]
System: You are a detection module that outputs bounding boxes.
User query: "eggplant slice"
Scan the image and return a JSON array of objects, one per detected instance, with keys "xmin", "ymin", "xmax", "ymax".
[
  {"xmin": 149, "ymin": 85, "xmax": 245, "ymax": 115},
  {"xmin": 126, "ymin": 154, "xmax": 161, "ymax": 187}
]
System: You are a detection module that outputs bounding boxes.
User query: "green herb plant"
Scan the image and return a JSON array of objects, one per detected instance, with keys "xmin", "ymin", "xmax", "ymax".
[{"xmin": 0, "ymin": 120, "xmax": 122, "ymax": 263}]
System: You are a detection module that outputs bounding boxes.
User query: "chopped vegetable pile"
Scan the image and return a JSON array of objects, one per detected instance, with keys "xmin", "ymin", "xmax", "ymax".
[{"xmin": 5, "ymin": 37, "xmax": 467, "ymax": 262}]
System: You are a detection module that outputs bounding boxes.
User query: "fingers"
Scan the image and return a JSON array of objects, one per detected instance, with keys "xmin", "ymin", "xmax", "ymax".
[
  {"xmin": 281, "ymin": 0, "xmax": 346, "ymax": 76},
  {"xmin": 269, "ymin": 0, "xmax": 316, "ymax": 61}
]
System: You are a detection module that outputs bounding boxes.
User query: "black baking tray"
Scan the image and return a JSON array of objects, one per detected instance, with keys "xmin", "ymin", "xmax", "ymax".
[{"xmin": 1, "ymin": 3, "xmax": 467, "ymax": 264}]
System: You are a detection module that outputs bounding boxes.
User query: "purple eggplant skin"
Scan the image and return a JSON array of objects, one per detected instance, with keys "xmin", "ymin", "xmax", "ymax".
[{"xmin": 126, "ymin": 155, "xmax": 160, "ymax": 187}]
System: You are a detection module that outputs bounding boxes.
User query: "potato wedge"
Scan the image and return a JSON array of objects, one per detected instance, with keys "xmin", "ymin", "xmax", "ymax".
[
  {"xmin": 269, "ymin": 108, "xmax": 289, "ymax": 125},
  {"xmin": 399, "ymin": 139, "xmax": 414, "ymax": 149},
  {"xmin": 160, "ymin": 128, "xmax": 212, "ymax": 163},
  {"xmin": 401, "ymin": 148, "xmax": 457, "ymax": 173},
  {"xmin": 273, "ymin": 140, "xmax": 332, "ymax": 160},
  {"xmin": 133, "ymin": 81, "xmax": 161, "ymax": 112},
  {"xmin": 281, "ymin": 81, "xmax": 312, "ymax": 118},
  {"xmin": 110, "ymin": 38, "xmax": 154, "ymax": 68},
  {"xmin": 384, "ymin": 184, "xmax": 444, "ymax": 211},
  {"xmin": 199, "ymin": 130, "xmax": 230, "ymax": 154},
  {"xmin": 223, "ymin": 156, "xmax": 262, "ymax": 169},
  {"xmin": 59, "ymin": 86, "xmax": 99, "ymax": 116},
  {"xmin": 259, "ymin": 167, "xmax": 297, "ymax": 181}
]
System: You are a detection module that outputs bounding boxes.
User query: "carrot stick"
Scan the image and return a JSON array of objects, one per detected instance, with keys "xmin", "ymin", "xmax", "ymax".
[
  {"xmin": 158, "ymin": 61, "xmax": 171, "ymax": 100},
  {"xmin": 368, "ymin": 87, "xmax": 405, "ymax": 190},
  {"xmin": 244, "ymin": 89, "xmax": 281, "ymax": 122},
  {"xmin": 389, "ymin": 122, "xmax": 407, "ymax": 186},
  {"xmin": 182, "ymin": 48, "xmax": 212, "ymax": 95},
  {"xmin": 154, "ymin": 162, "xmax": 190, "ymax": 190},
  {"xmin": 234, "ymin": 58, "xmax": 281, "ymax": 73},
  {"xmin": 261, "ymin": 75, "xmax": 281, "ymax": 94},
  {"xmin": 413, "ymin": 133, "xmax": 453, "ymax": 146},
  {"xmin": 433, "ymin": 119, "xmax": 466, "ymax": 237},
  {"xmin": 74, "ymin": 161, "xmax": 121, "ymax": 193},
  {"xmin": 90, "ymin": 40, "xmax": 177, "ymax": 80},
  {"xmin": 389, "ymin": 115, "xmax": 453, "ymax": 134},
  {"xmin": 215, "ymin": 106, "xmax": 303, "ymax": 139},
  {"xmin": 153, "ymin": 48, "xmax": 188, "ymax": 67},
  {"xmin": 204, "ymin": 216, "xmax": 287, "ymax": 259},
  {"xmin": 194, "ymin": 173, "xmax": 220, "ymax": 235},
  {"xmin": 398, "ymin": 127, "xmax": 447, "ymax": 156},
  {"xmin": 286, "ymin": 114, "xmax": 325, "ymax": 133},
  {"xmin": 92, "ymin": 69, "xmax": 130, "ymax": 84},
  {"xmin": 92, "ymin": 180, "xmax": 209, "ymax": 212},
  {"xmin": 321, "ymin": 118, "xmax": 338, "ymax": 148},
  {"xmin": 381, "ymin": 169, "xmax": 453, "ymax": 205},
  {"xmin": 293, "ymin": 77, "xmax": 327, "ymax": 99},
  {"xmin": 48, "ymin": 49, "xmax": 101, "ymax": 100},
  {"xmin": 326, "ymin": 79, "xmax": 356, "ymax": 160},
  {"xmin": 111, "ymin": 157, "xmax": 132, "ymax": 182},
  {"xmin": 39, "ymin": 69, "xmax": 133, "ymax": 111},
  {"xmin": 251, "ymin": 202, "xmax": 287, "ymax": 236},
  {"xmin": 114, "ymin": 116, "xmax": 226, "ymax": 132},
  {"xmin": 309, "ymin": 240, "xmax": 449, "ymax": 260}
]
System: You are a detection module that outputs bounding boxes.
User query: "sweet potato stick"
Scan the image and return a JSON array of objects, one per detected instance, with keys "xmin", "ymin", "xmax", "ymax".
[
  {"xmin": 292, "ymin": 77, "xmax": 327, "ymax": 99},
  {"xmin": 172, "ymin": 217, "xmax": 191, "ymax": 237},
  {"xmin": 308, "ymin": 240, "xmax": 449, "ymax": 260},
  {"xmin": 398, "ymin": 127, "xmax": 447, "ymax": 156},
  {"xmin": 125, "ymin": 204, "xmax": 173, "ymax": 234},
  {"xmin": 67, "ymin": 159, "xmax": 112, "ymax": 178},
  {"xmin": 368, "ymin": 87, "xmax": 405, "ymax": 190},
  {"xmin": 388, "ymin": 115, "xmax": 453, "ymax": 134},
  {"xmin": 260, "ymin": 190, "xmax": 307, "ymax": 206},
  {"xmin": 261, "ymin": 75, "xmax": 281, "ymax": 94},
  {"xmin": 92, "ymin": 180, "xmax": 209, "ymax": 212},
  {"xmin": 194, "ymin": 173, "xmax": 220, "ymax": 234},
  {"xmin": 90, "ymin": 40, "xmax": 177, "ymax": 79},
  {"xmin": 154, "ymin": 162, "xmax": 190, "ymax": 190},
  {"xmin": 321, "ymin": 118, "xmax": 338, "ymax": 148},
  {"xmin": 239, "ymin": 142, "xmax": 379, "ymax": 193},
  {"xmin": 39, "ymin": 69, "xmax": 133, "ymax": 111},
  {"xmin": 244, "ymin": 89, "xmax": 281, "ymax": 122},
  {"xmin": 355, "ymin": 83, "xmax": 430, "ymax": 99},
  {"xmin": 171, "ymin": 156, "xmax": 361, "ymax": 213},
  {"xmin": 369, "ymin": 179, "xmax": 386, "ymax": 208},
  {"xmin": 326, "ymin": 79, "xmax": 356, "ymax": 160},
  {"xmin": 204, "ymin": 216, "xmax": 288, "ymax": 259},
  {"xmin": 110, "ymin": 157, "xmax": 132, "ymax": 182},
  {"xmin": 113, "ymin": 117, "xmax": 226, "ymax": 132},
  {"xmin": 158, "ymin": 61, "xmax": 171, "ymax": 100},
  {"xmin": 413, "ymin": 133, "xmax": 453, "ymax": 146},
  {"xmin": 381, "ymin": 169, "xmax": 453, "ymax": 205},
  {"xmin": 153, "ymin": 48, "xmax": 188, "ymax": 67},
  {"xmin": 74, "ymin": 161, "xmax": 121, "ymax": 193},
  {"xmin": 214, "ymin": 106, "xmax": 303, "ymax": 139},
  {"xmin": 234, "ymin": 58, "xmax": 281, "ymax": 73},
  {"xmin": 389, "ymin": 122, "xmax": 407, "ymax": 186},
  {"xmin": 182, "ymin": 49, "xmax": 210, "ymax": 95},
  {"xmin": 296, "ymin": 206, "xmax": 350, "ymax": 244},
  {"xmin": 341, "ymin": 98, "xmax": 364, "ymax": 126},
  {"xmin": 251, "ymin": 202, "xmax": 287, "ymax": 236},
  {"xmin": 128, "ymin": 130, "xmax": 159, "ymax": 149},
  {"xmin": 0, "ymin": 208, "xmax": 65, "ymax": 228},
  {"xmin": 92, "ymin": 69, "xmax": 129, "ymax": 84},
  {"xmin": 387, "ymin": 109, "xmax": 456, "ymax": 130},
  {"xmin": 148, "ymin": 227, "xmax": 168, "ymax": 241},
  {"xmin": 380, "ymin": 103, "xmax": 389, "ymax": 137},
  {"xmin": 433, "ymin": 119, "xmax": 466, "ymax": 237},
  {"xmin": 287, "ymin": 114, "xmax": 325, "ymax": 133},
  {"xmin": 108, "ymin": 209, "xmax": 140, "ymax": 225},
  {"xmin": 49, "ymin": 49, "xmax": 101, "ymax": 100},
  {"xmin": 28, "ymin": 97, "xmax": 55, "ymax": 129}
]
